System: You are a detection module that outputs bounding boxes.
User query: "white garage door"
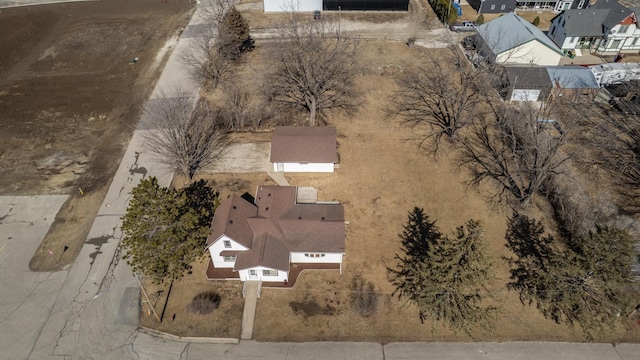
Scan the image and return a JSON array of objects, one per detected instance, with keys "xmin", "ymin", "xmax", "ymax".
[{"xmin": 511, "ymin": 89, "xmax": 540, "ymax": 101}]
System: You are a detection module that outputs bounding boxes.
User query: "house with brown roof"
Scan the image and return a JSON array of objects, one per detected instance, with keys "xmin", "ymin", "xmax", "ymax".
[
  {"xmin": 270, "ymin": 126, "xmax": 338, "ymax": 173},
  {"xmin": 205, "ymin": 186, "xmax": 345, "ymax": 286}
]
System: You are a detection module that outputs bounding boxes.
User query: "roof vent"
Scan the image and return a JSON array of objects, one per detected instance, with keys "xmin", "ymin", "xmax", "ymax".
[
  {"xmin": 232, "ymin": 205, "xmax": 237, "ymax": 209},
  {"xmin": 229, "ymin": 220, "xmax": 233, "ymax": 224},
  {"xmin": 298, "ymin": 216, "xmax": 302, "ymax": 219},
  {"xmin": 268, "ymin": 193, "xmax": 271, "ymax": 197},
  {"xmin": 266, "ymin": 207, "xmax": 269, "ymax": 211},
  {"xmin": 321, "ymin": 217, "xmax": 325, "ymax": 220}
]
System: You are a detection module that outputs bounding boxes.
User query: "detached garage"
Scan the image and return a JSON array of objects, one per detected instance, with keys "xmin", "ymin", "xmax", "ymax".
[
  {"xmin": 503, "ymin": 67, "xmax": 551, "ymax": 102},
  {"xmin": 264, "ymin": 0, "xmax": 408, "ymax": 12},
  {"xmin": 270, "ymin": 126, "xmax": 338, "ymax": 173}
]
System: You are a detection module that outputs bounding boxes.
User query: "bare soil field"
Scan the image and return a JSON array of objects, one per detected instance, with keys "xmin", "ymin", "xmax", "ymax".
[
  {"xmin": 151, "ymin": 36, "xmax": 640, "ymax": 342},
  {"xmin": 0, "ymin": 0, "xmax": 195, "ymax": 270}
]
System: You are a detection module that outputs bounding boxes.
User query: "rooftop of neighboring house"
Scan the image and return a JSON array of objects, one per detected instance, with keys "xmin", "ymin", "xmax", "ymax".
[
  {"xmin": 476, "ymin": 12, "xmax": 563, "ymax": 55},
  {"xmin": 270, "ymin": 126, "xmax": 338, "ymax": 163},
  {"xmin": 590, "ymin": 0, "xmax": 634, "ymax": 28},
  {"xmin": 546, "ymin": 66, "xmax": 600, "ymax": 88},
  {"xmin": 207, "ymin": 186, "xmax": 346, "ymax": 271},
  {"xmin": 505, "ymin": 66, "xmax": 553, "ymax": 89},
  {"xmin": 554, "ymin": 9, "xmax": 610, "ymax": 36}
]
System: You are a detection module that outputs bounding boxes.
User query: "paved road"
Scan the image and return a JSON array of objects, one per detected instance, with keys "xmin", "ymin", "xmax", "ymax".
[{"xmin": 1, "ymin": 1, "xmax": 640, "ymax": 359}]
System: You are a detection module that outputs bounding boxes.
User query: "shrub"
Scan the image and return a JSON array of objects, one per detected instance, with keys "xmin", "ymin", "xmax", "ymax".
[
  {"xmin": 476, "ymin": 14, "xmax": 485, "ymax": 25},
  {"xmin": 350, "ymin": 274, "xmax": 378, "ymax": 317},
  {"xmin": 188, "ymin": 291, "xmax": 222, "ymax": 315},
  {"xmin": 532, "ymin": 16, "xmax": 540, "ymax": 26}
]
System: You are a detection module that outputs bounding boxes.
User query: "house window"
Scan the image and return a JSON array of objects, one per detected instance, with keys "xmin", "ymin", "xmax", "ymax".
[
  {"xmin": 562, "ymin": 19, "xmax": 565, "ymax": 27},
  {"xmin": 619, "ymin": 25, "xmax": 630, "ymax": 34},
  {"xmin": 262, "ymin": 269, "xmax": 278, "ymax": 276},
  {"xmin": 501, "ymin": 4, "xmax": 505, "ymax": 10},
  {"xmin": 610, "ymin": 39, "xmax": 622, "ymax": 49},
  {"xmin": 577, "ymin": 0, "xmax": 585, "ymax": 8},
  {"xmin": 305, "ymin": 253, "xmax": 326, "ymax": 258},
  {"xmin": 223, "ymin": 255, "xmax": 236, "ymax": 262},
  {"xmin": 550, "ymin": 25, "xmax": 556, "ymax": 36},
  {"xmin": 490, "ymin": 4, "xmax": 495, "ymax": 10},
  {"xmin": 223, "ymin": 240, "xmax": 231, "ymax": 248}
]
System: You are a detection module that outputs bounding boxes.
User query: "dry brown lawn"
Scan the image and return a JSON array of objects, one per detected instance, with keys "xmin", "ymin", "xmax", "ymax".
[
  {"xmin": 146, "ymin": 35, "xmax": 640, "ymax": 342},
  {"xmin": 457, "ymin": 5, "xmax": 556, "ymax": 30}
]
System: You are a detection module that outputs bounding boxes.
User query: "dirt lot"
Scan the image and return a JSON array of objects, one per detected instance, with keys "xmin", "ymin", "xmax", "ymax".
[
  {"xmin": 150, "ymin": 36, "xmax": 640, "ymax": 342},
  {"xmin": 0, "ymin": 0, "xmax": 194, "ymax": 270}
]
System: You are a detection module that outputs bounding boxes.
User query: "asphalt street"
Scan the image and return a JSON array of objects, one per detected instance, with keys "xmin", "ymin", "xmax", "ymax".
[{"xmin": 1, "ymin": 0, "xmax": 640, "ymax": 359}]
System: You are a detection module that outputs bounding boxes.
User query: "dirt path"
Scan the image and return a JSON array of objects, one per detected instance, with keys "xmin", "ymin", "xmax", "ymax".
[{"xmin": 0, "ymin": 0, "xmax": 195, "ymax": 270}]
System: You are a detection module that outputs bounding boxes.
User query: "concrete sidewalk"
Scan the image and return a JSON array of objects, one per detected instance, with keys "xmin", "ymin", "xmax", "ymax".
[{"xmin": 240, "ymin": 281, "xmax": 260, "ymax": 340}]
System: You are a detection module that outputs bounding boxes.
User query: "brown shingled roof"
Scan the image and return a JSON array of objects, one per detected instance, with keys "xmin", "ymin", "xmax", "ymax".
[
  {"xmin": 206, "ymin": 194, "xmax": 257, "ymax": 248},
  {"xmin": 270, "ymin": 126, "xmax": 338, "ymax": 163},
  {"xmin": 209, "ymin": 186, "xmax": 346, "ymax": 271},
  {"xmin": 234, "ymin": 234, "xmax": 291, "ymax": 272}
]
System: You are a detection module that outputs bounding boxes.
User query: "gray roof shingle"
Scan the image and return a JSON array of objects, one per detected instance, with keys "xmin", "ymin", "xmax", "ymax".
[{"xmin": 476, "ymin": 12, "xmax": 563, "ymax": 55}]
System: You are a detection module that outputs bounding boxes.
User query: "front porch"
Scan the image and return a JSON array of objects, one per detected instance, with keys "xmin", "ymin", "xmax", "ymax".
[{"xmin": 206, "ymin": 259, "xmax": 340, "ymax": 288}]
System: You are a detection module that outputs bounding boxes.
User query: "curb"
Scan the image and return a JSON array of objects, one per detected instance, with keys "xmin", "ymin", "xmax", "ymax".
[{"xmin": 138, "ymin": 326, "xmax": 240, "ymax": 344}]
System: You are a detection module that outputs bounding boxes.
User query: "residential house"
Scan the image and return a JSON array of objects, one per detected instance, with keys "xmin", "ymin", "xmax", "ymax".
[
  {"xmin": 546, "ymin": 66, "xmax": 600, "ymax": 101},
  {"xmin": 469, "ymin": 0, "xmax": 517, "ymax": 13},
  {"xmin": 475, "ymin": 12, "xmax": 564, "ymax": 66},
  {"xmin": 548, "ymin": 0, "xmax": 640, "ymax": 54},
  {"xmin": 503, "ymin": 66, "xmax": 552, "ymax": 101},
  {"xmin": 264, "ymin": 0, "xmax": 409, "ymax": 12},
  {"xmin": 205, "ymin": 186, "xmax": 346, "ymax": 285},
  {"xmin": 589, "ymin": 62, "xmax": 640, "ymax": 85},
  {"xmin": 270, "ymin": 126, "xmax": 338, "ymax": 173}
]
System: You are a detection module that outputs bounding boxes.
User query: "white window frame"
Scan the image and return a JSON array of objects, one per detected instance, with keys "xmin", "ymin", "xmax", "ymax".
[
  {"xmin": 223, "ymin": 255, "xmax": 236, "ymax": 262},
  {"xmin": 501, "ymin": 4, "xmax": 505, "ymax": 10},
  {"xmin": 262, "ymin": 269, "xmax": 278, "ymax": 276},
  {"xmin": 304, "ymin": 253, "xmax": 326, "ymax": 258},
  {"xmin": 491, "ymin": 4, "xmax": 495, "ymax": 10},
  {"xmin": 223, "ymin": 240, "xmax": 231, "ymax": 248}
]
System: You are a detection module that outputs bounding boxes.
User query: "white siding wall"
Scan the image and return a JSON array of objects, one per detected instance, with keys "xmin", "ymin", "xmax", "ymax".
[
  {"xmin": 273, "ymin": 162, "xmax": 335, "ymax": 173},
  {"xmin": 264, "ymin": 0, "xmax": 322, "ymax": 12},
  {"xmin": 290, "ymin": 252, "xmax": 343, "ymax": 263},
  {"xmin": 496, "ymin": 41, "xmax": 562, "ymax": 66},
  {"xmin": 208, "ymin": 235, "xmax": 248, "ymax": 268},
  {"xmin": 238, "ymin": 266, "xmax": 289, "ymax": 282}
]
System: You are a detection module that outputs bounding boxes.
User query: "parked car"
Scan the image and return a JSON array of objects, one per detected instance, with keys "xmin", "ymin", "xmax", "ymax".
[{"xmin": 449, "ymin": 21, "xmax": 477, "ymax": 32}]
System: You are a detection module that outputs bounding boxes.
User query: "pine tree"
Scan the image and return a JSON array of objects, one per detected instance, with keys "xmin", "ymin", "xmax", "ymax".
[
  {"xmin": 120, "ymin": 178, "xmax": 219, "ymax": 284},
  {"xmin": 388, "ymin": 209, "xmax": 495, "ymax": 332},
  {"xmin": 532, "ymin": 16, "xmax": 540, "ymax": 27},
  {"xmin": 505, "ymin": 213, "xmax": 637, "ymax": 339},
  {"xmin": 219, "ymin": 7, "xmax": 253, "ymax": 60}
]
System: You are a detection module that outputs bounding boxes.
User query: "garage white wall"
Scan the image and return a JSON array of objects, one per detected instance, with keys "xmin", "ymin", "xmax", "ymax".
[
  {"xmin": 264, "ymin": 0, "xmax": 322, "ymax": 12},
  {"xmin": 273, "ymin": 162, "xmax": 335, "ymax": 172}
]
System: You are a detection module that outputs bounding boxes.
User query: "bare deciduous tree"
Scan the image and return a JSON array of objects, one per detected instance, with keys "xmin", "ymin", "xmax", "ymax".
[
  {"xmin": 181, "ymin": 24, "xmax": 235, "ymax": 90},
  {"xmin": 222, "ymin": 81, "xmax": 253, "ymax": 130},
  {"xmin": 141, "ymin": 91, "xmax": 229, "ymax": 180},
  {"xmin": 265, "ymin": 15, "xmax": 361, "ymax": 126},
  {"xmin": 388, "ymin": 46, "xmax": 492, "ymax": 153},
  {"xmin": 458, "ymin": 101, "xmax": 573, "ymax": 207}
]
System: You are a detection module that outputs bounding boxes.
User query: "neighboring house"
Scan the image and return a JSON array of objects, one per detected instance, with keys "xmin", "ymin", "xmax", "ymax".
[
  {"xmin": 548, "ymin": 0, "xmax": 640, "ymax": 54},
  {"xmin": 552, "ymin": 0, "xmax": 590, "ymax": 11},
  {"xmin": 263, "ymin": 0, "xmax": 409, "ymax": 12},
  {"xmin": 469, "ymin": 0, "xmax": 517, "ymax": 13},
  {"xmin": 589, "ymin": 62, "xmax": 640, "ymax": 85},
  {"xmin": 475, "ymin": 12, "xmax": 564, "ymax": 66},
  {"xmin": 546, "ymin": 66, "xmax": 600, "ymax": 101},
  {"xmin": 503, "ymin": 66, "xmax": 552, "ymax": 101},
  {"xmin": 205, "ymin": 186, "xmax": 346, "ymax": 285},
  {"xmin": 270, "ymin": 126, "xmax": 338, "ymax": 173}
]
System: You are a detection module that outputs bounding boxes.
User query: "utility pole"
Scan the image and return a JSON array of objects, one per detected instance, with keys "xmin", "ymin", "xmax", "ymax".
[
  {"xmin": 338, "ymin": 6, "xmax": 341, "ymax": 40},
  {"xmin": 135, "ymin": 273, "xmax": 161, "ymax": 323}
]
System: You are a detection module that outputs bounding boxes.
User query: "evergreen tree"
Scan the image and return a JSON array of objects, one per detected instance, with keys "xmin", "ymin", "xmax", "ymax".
[
  {"xmin": 120, "ymin": 178, "xmax": 219, "ymax": 284},
  {"xmin": 532, "ymin": 16, "xmax": 540, "ymax": 26},
  {"xmin": 388, "ymin": 209, "xmax": 495, "ymax": 332},
  {"xmin": 505, "ymin": 213, "xmax": 637, "ymax": 339},
  {"xmin": 476, "ymin": 14, "xmax": 485, "ymax": 25},
  {"xmin": 219, "ymin": 7, "xmax": 253, "ymax": 60}
]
